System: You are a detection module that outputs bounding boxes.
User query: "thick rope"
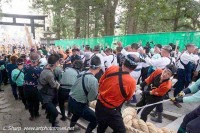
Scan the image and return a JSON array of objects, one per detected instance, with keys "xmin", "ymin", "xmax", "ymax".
[
  {"xmin": 89, "ymin": 101, "xmax": 176, "ymax": 133},
  {"xmin": 122, "ymin": 107, "xmax": 176, "ymax": 133},
  {"xmin": 136, "ymin": 99, "xmax": 171, "ymax": 110}
]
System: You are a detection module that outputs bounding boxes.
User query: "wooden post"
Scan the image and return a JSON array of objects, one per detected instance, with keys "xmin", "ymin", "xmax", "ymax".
[{"xmin": 24, "ymin": 25, "xmax": 33, "ymax": 48}]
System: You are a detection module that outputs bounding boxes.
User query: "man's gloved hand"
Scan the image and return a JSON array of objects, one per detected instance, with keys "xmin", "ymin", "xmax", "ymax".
[
  {"xmin": 170, "ymin": 97, "xmax": 176, "ymax": 102},
  {"xmin": 178, "ymin": 91, "xmax": 185, "ymax": 97},
  {"xmin": 142, "ymin": 90, "xmax": 150, "ymax": 95},
  {"xmin": 170, "ymin": 97, "xmax": 183, "ymax": 103}
]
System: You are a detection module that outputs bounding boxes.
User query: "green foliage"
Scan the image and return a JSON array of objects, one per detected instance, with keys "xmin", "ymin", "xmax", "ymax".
[{"xmin": 31, "ymin": 0, "xmax": 200, "ymax": 39}]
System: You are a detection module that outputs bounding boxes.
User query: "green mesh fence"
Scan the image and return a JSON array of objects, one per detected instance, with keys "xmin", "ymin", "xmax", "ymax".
[{"xmin": 55, "ymin": 31, "xmax": 200, "ymax": 51}]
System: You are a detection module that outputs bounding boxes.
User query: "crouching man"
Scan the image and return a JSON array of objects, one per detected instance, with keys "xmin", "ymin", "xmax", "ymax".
[{"xmin": 137, "ymin": 64, "xmax": 177, "ymax": 122}]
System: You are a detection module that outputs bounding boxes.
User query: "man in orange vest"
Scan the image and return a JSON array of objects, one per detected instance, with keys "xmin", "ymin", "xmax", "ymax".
[
  {"xmin": 95, "ymin": 54, "xmax": 140, "ymax": 133},
  {"xmin": 137, "ymin": 64, "xmax": 177, "ymax": 123}
]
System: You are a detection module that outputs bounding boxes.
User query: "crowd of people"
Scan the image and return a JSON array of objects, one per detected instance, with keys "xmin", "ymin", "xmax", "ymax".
[{"xmin": 0, "ymin": 41, "xmax": 200, "ymax": 133}]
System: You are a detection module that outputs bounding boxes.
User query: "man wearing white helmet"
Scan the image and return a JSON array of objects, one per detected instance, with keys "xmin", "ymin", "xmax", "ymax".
[
  {"xmin": 121, "ymin": 43, "xmax": 144, "ymax": 105},
  {"xmin": 143, "ymin": 45, "xmax": 175, "ymax": 70},
  {"xmin": 83, "ymin": 45, "xmax": 92, "ymax": 70},
  {"xmin": 121, "ymin": 43, "xmax": 143, "ymax": 83},
  {"xmin": 89, "ymin": 45, "xmax": 105, "ymax": 81},
  {"xmin": 104, "ymin": 48, "xmax": 118, "ymax": 66},
  {"xmin": 147, "ymin": 44, "xmax": 162, "ymax": 76},
  {"xmin": 174, "ymin": 44, "xmax": 196, "ymax": 100}
]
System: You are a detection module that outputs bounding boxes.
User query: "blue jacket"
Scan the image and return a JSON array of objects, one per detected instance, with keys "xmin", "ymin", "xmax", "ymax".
[
  {"xmin": 183, "ymin": 78, "xmax": 200, "ymax": 103},
  {"xmin": 23, "ymin": 64, "xmax": 42, "ymax": 89}
]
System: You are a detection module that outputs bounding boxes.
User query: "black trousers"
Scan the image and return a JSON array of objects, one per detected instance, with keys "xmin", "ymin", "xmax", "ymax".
[
  {"xmin": 45, "ymin": 102, "xmax": 58, "ymax": 126},
  {"xmin": 11, "ymin": 84, "xmax": 18, "ymax": 100},
  {"xmin": 58, "ymin": 87, "xmax": 70, "ymax": 117},
  {"xmin": 95, "ymin": 100, "xmax": 126, "ymax": 133},
  {"xmin": 136, "ymin": 94, "xmax": 163, "ymax": 122},
  {"xmin": 178, "ymin": 105, "xmax": 200, "ymax": 133},
  {"xmin": 37, "ymin": 90, "xmax": 44, "ymax": 108},
  {"xmin": 68, "ymin": 96, "xmax": 97, "ymax": 133},
  {"xmin": 18, "ymin": 86, "xmax": 27, "ymax": 108},
  {"xmin": 1, "ymin": 69, "xmax": 8, "ymax": 84},
  {"xmin": 174, "ymin": 69, "xmax": 190, "ymax": 97},
  {"xmin": 141, "ymin": 67, "xmax": 149, "ymax": 82},
  {"xmin": 24, "ymin": 87, "xmax": 39, "ymax": 118}
]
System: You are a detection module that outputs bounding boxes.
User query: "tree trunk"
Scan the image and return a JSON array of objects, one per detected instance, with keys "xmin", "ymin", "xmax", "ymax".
[
  {"xmin": 56, "ymin": 27, "xmax": 61, "ymax": 40},
  {"xmin": 104, "ymin": 0, "xmax": 111, "ymax": 36},
  {"xmin": 75, "ymin": 8, "xmax": 81, "ymax": 38},
  {"xmin": 104, "ymin": 12, "xmax": 111, "ymax": 36},
  {"xmin": 84, "ymin": 13, "xmax": 87, "ymax": 38},
  {"xmin": 132, "ymin": 2, "xmax": 140, "ymax": 34},
  {"xmin": 87, "ymin": 5, "xmax": 90, "ymax": 38},
  {"xmin": 94, "ymin": 12, "xmax": 99, "ymax": 37},
  {"xmin": 143, "ymin": 20, "xmax": 148, "ymax": 33},
  {"xmin": 103, "ymin": 0, "xmax": 118, "ymax": 36},
  {"xmin": 55, "ymin": 12, "xmax": 61, "ymax": 39},
  {"xmin": 124, "ymin": 15, "xmax": 128, "ymax": 35},
  {"xmin": 110, "ymin": 0, "xmax": 118, "ymax": 35},
  {"xmin": 173, "ymin": 0, "xmax": 181, "ymax": 31},
  {"xmin": 109, "ymin": 10, "xmax": 115, "ymax": 35},
  {"xmin": 191, "ymin": 18, "xmax": 197, "ymax": 30},
  {"xmin": 83, "ymin": 5, "xmax": 88, "ymax": 38},
  {"xmin": 126, "ymin": 0, "xmax": 135, "ymax": 34},
  {"xmin": 132, "ymin": 17, "xmax": 138, "ymax": 33}
]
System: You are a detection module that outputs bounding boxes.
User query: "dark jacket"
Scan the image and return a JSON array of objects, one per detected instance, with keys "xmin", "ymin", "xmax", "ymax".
[
  {"xmin": 38, "ymin": 68, "xmax": 59, "ymax": 104},
  {"xmin": 6, "ymin": 63, "xmax": 18, "ymax": 85}
]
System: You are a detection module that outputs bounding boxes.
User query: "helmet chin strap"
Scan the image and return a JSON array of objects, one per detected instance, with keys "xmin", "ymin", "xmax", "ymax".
[
  {"xmin": 165, "ymin": 68, "xmax": 173, "ymax": 75},
  {"xmin": 90, "ymin": 64, "xmax": 101, "ymax": 69}
]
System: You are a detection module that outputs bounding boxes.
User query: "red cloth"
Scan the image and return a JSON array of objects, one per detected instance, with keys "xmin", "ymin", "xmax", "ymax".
[
  {"xmin": 145, "ymin": 69, "xmax": 172, "ymax": 96},
  {"xmin": 59, "ymin": 50, "xmax": 67, "ymax": 59},
  {"xmin": 98, "ymin": 66, "xmax": 136, "ymax": 108},
  {"xmin": 25, "ymin": 60, "xmax": 31, "ymax": 65}
]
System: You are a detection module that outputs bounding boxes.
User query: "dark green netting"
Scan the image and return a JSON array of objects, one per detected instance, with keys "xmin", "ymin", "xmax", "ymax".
[{"xmin": 55, "ymin": 31, "xmax": 200, "ymax": 51}]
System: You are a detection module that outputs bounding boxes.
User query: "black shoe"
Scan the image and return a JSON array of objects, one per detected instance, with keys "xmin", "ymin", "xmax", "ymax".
[
  {"xmin": 151, "ymin": 112, "xmax": 162, "ymax": 123},
  {"xmin": 85, "ymin": 127, "xmax": 93, "ymax": 133},
  {"xmin": 60, "ymin": 116, "xmax": 67, "ymax": 121},
  {"xmin": 67, "ymin": 126, "xmax": 81, "ymax": 132},
  {"xmin": 0, "ymin": 89, "xmax": 4, "ymax": 92},
  {"xmin": 67, "ymin": 113, "xmax": 72, "ymax": 118},
  {"xmin": 46, "ymin": 114, "xmax": 50, "ymax": 119},
  {"xmin": 35, "ymin": 113, "xmax": 41, "ymax": 118},
  {"xmin": 29, "ymin": 117, "xmax": 34, "ymax": 121},
  {"xmin": 151, "ymin": 116, "xmax": 162, "ymax": 123},
  {"xmin": 52, "ymin": 123, "xmax": 60, "ymax": 127},
  {"xmin": 42, "ymin": 105, "xmax": 46, "ymax": 110},
  {"xmin": 150, "ymin": 111, "xmax": 158, "ymax": 117},
  {"xmin": 25, "ymin": 105, "xmax": 28, "ymax": 110}
]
